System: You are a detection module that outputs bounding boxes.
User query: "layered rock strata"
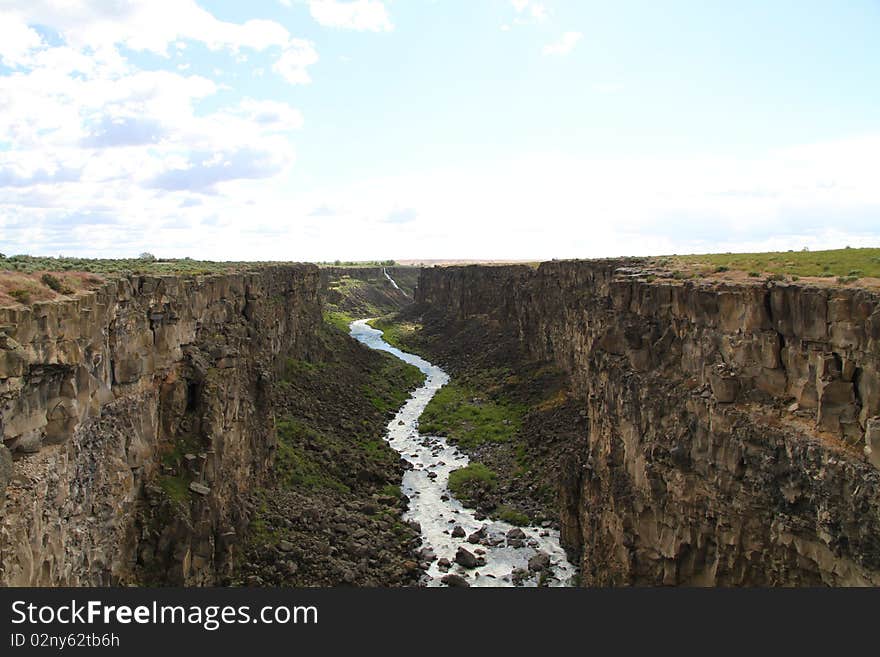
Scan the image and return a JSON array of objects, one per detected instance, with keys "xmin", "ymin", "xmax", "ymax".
[
  {"xmin": 0, "ymin": 266, "xmax": 320, "ymax": 585},
  {"xmin": 416, "ymin": 261, "xmax": 880, "ymax": 585}
]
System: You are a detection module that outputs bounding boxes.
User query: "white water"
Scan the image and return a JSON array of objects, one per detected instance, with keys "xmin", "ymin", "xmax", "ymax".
[
  {"xmin": 383, "ymin": 267, "xmax": 409, "ymax": 297},
  {"xmin": 350, "ymin": 319, "xmax": 576, "ymax": 587}
]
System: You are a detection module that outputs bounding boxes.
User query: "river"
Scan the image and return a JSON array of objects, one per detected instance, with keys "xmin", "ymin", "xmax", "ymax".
[{"xmin": 350, "ymin": 319, "xmax": 576, "ymax": 587}]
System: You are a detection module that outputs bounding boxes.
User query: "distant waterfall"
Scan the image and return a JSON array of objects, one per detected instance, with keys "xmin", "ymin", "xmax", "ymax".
[{"xmin": 383, "ymin": 267, "xmax": 410, "ymax": 297}]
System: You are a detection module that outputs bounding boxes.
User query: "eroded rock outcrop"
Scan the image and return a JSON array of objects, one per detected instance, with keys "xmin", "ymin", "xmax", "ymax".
[
  {"xmin": 0, "ymin": 266, "xmax": 320, "ymax": 585},
  {"xmin": 416, "ymin": 261, "xmax": 880, "ymax": 585}
]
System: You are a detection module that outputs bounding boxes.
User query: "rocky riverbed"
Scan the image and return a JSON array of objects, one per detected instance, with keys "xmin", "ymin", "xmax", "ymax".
[{"xmin": 350, "ymin": 319, "xmax": 576, "ymax": 587}]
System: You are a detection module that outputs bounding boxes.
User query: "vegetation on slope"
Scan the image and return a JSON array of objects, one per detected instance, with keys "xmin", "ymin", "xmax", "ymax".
[
  {"xmin": 369, "ymin": 311, "xmax": 579, "ymax": 527},
  {"xmin": 235, "ymin": 319, "xmax": 427, "ymax": 586},
  {"xmin": 321, "ymin": 268, "xmax": 417, "ymax": 320},
  {"xmin": 366, "ymin": 316, "xmax": 426, "ymax": 355}
]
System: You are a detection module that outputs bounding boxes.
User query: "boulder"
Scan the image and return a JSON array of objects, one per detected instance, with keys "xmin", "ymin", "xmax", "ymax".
[
  {"xmin": 441, "ymin": 573, "xmax": 469, "ymax": 588},
  {"xmin": 528, "ymin": 552, "xmax": 551, "ymax": 572},
  {"xmin": 188, "ymin": 482, "xmax": 211, "ymax": 496},
  {"xmin": 454, "ymin": 547, "xmax": 478, "ymax": 569}
]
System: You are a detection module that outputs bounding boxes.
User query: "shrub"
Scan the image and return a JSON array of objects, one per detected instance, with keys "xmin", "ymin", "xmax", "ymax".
[
  {"xmin": 10, "ymin": 289, "xmax": 30, "ymax": 304},
  {"xmin": 40, "ymin": 273, "xmax": 73, "ymax": 294},
  {"xmin": 497, "ymin": 506, "xmax": 530, "ymax": 527},
  {"xmin": 448, "ymin": 463, "xmax": 497, "ymax": 500},
  {"xmin": 748, "ymin": 271, "xmax": 760, "ymax": 277}
]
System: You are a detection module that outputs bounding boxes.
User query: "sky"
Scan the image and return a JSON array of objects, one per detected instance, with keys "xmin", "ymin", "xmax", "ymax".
[{"xmin": 0, "ymin": 0, "xmax": 879, "ymax": 261}]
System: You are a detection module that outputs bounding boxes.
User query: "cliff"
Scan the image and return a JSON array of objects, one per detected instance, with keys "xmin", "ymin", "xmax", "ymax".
[
  {"xmin": 415, "ymin": 261, "xmax": 880, "ymax": 585},
  {"xmin": 0, "ymin": 266, "xmax": 321, "ymax": 585}
]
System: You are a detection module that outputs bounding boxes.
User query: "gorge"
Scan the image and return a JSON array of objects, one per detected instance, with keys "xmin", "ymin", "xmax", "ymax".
[{"xmin": 1, "ymin": 258, "xmax": 879, "ymax": 586}]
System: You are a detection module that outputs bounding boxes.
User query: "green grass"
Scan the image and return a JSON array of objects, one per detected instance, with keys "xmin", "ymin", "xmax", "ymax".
[
  {"xmin": 496, "ymin": 506, "xmax": 530, "ymax": 527},
  {"xmin": 362, "ymin": 354, "xmax": 426, "ymax": 414},
  {"xmin": 418, "ymin": 381, "xmax": 525, "ymax": 449},
  {"xmin": 327, "ymin": 275, "xmax": 365, "ymax": 295},
  {"xmin": 323, "ymin": 310, "xmax": 355, "ymax": 333},
  {"xmin": 283, "ymin": 358, "xmax": 325, "ymax": 378},
  {"xmin": 0, "ymin": 254, "xmax": 311, "ymax": 276},
  {"xmin": 661, "ymin": 247, "xmax": 880, "ymax": 280},
  {"xmin": 274, "ymin": 419, "xmax": 351, "ymax": 493},
  {"xmin": 157, "ymin": 474, "xmax": 191, "ymax": 504},
  {"xmin": 318, "ymin": 260, "xmax": 398, "ymax": 267},
  {"xmin": 448, "ymin": 462, "xmax": 497, "ymax": 503},
  {"xmin": 366, "ymin": 316, "xmax": 424, "ymax": 353}
]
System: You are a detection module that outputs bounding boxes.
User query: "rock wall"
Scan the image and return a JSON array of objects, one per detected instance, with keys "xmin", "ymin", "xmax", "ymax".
[
  {"xmin": 416, "ymin": 261, "xmax": 880, "ymax": 585},
  {"xmin": 0, "ymin": 266, "xmax": 321, "ymax": 585}
]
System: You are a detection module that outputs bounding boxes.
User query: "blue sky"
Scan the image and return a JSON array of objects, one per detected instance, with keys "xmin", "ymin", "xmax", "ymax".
[{"xmin": 1, "ymin": 0, "xmax": 879, "ymax": 260}]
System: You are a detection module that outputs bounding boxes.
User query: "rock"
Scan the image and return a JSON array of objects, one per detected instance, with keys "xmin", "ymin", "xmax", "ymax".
[
  {"xmin": 437, "ymin": 558, "xmax": 452, "ymax": 572},
  {"xmin": 866, "ymin": 417, "xmax": 880, "ymax": 469},
  {"xmin": 188, "ymin": 482, "xmax": 211, "ymax": 496},
  {"xmin": 406, "ymin": 520, "xmax": 422, "ymax": 533},
  {"xmin": 454, "ymin": 547, "xmax": 478, "ymax": 569},
  {"xmin": 528, "ymin": 552, "xmax": 551, "ymax": 572},
  {"xmin": 708, "ymin": 365, "xmax": 740, "ymax": 403},
  {"xmin": 418, "ymin": 547, "xmax": 437, "ymax": 562},
  {"xmin": 440, "ymin": 574, "xmax": 469, "ymax": 587},
  {"xmin": 0, "ymin": 445, "xmax": 12, "ymax": 493},
  {"xmin": 279, "ymin": 540, "xmax": 294, "ymax": 552},
  {"xmin": 467, "ymin": 526, "xmax": 486, "ymax": 544},
  {"xmin": 506, "ymin": 528, "xmax": 526, "ymax": 540},
  {"xmin": 451, "ymin": 525, "xmax": 466, "ymax": 538},
  {"xmin": 511, "ymin": 568, "xmax": 528, "ymax": 585}
]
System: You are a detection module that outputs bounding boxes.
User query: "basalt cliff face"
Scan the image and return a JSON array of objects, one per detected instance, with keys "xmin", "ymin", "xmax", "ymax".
[
  {"xmin": 416, "ymin": 261, "xmax": 880, "ymax": 585},
  {"xmin": 0, "ymin": 266, "xmax": 321, "ymax": 586}
]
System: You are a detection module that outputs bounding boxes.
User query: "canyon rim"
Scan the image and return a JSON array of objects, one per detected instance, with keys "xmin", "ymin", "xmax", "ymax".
[{"xmin": 1, "ymin": 256, "xmax": 879, "ymax": 587}]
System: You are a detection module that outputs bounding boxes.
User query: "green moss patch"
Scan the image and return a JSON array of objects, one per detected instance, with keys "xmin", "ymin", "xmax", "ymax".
[{"xmin": 418, "ymin": 382, "xmax": 525, "ymax": 449}]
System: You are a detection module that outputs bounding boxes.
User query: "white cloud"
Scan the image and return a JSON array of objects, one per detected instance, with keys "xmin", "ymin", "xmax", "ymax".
[
  {"xmin": 0, "ymin": 3, "xmax": 310, "ymax": 248},
  {"xmin": 234, "ymin": 99, "xmax": 305, "ymax": 132},
  {"xmin": 510, "ymin": 1, "xmax": 547, "ymax": 22},
  {"xmin": 273, "ymin": 40, "xmax": 319, "ymax": 85},
  {"xmin": 4, "ymin": 1, "xmax": 291, "ymax": 55},
  {"xmin": 308, "ymin": 0, "xmax": 393, "ymax": 32},
  {"xmin": 543, "ymin": 31, "xmax": 582, "ymax": 56},
  {"xmin": 0, "ymin": 11, "xmax": 44, "ymax": 67}
]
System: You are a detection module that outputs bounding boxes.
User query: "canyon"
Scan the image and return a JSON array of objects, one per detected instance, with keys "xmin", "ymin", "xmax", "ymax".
[
  {"xmin": 415, "ymin": 260, "xmax": 880, "ymax": 585},
  {"xmin": 1, "ymin": 258, "xmax": 879, "ymax": 586}
]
